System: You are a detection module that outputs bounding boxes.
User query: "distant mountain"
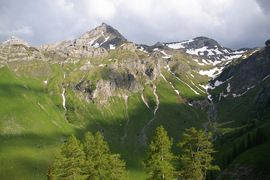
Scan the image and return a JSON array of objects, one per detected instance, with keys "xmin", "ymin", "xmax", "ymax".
[
  {"xmin": 209, "ymin": 46, "xmax": 269, "ymax": 98},
  {"xmin": 207, "ymin": 40, "xmax": 270, "ymax": 180},
  {"xmin": 164, "ymin": 36, "xmax": 248, "ymax": 62}
]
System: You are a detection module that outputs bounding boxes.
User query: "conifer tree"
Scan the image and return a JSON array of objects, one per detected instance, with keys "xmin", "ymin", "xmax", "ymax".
[
  {"xmin": 49, "ymin": 132, "xmax": 127, "ymax": 180},
  {"xmin": 51, "ymin": 135, "xmax": 85, "ymax": 180},
  {"xmin": 83, "ymin": 131, "xmax": 127, "ymax": 180},
  {"xmin": 47, "ymin": 165, "xmax": 54, "ymax": 180},
  {"xmin": 144, "ymin": 126, "xmax": 175, "ymax": 180},
  {"xmin": 178, "ymin": 127, "xmax": 219, "ymax": 180}
]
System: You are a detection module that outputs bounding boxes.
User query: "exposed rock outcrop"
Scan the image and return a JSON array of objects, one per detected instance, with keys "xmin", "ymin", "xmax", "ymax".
[{"xmin": 0, "ymin": 36, "xmax": 45, "ymax": 63}]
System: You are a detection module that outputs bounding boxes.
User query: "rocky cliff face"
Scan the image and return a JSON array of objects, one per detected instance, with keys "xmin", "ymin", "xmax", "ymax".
[{"xmin": 71, "ymin": 50, "xmax": 161, "ymax": 103}]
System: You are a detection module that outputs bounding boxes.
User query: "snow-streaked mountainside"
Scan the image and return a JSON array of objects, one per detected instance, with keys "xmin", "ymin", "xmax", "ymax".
[
  {"xmin": 136, "ymin": 36, "xmax": 249, "ymax": 80},
  {"xmin": 164, "ymin": 37, "xmax": 248, "ymax": 63},
  {"xmin": 0, "ymin": 23, "xmax": 270, "ymax": 180}
]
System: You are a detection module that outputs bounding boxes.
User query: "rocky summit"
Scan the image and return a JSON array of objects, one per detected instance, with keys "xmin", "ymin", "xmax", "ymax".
[{"xmin": 0, "ymin": 23, "xmax": 270, "ymax": 180}]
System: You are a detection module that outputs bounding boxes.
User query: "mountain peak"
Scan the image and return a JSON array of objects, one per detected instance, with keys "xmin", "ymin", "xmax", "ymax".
[
  {"xmin": 192, "ymin": 36, "xmax": 221, "ymax": 48},
  {"xmin": 75, "ymin": 23, "xmax": 127, "ymax": 49},
  {"xmin": 101, "ymin": 22, "xmax": 109, "ymax": 27}
]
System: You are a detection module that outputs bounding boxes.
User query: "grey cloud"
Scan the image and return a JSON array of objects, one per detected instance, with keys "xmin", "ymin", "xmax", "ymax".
[
  {"xmin": 256, "ymin": 0, "xmax": 270, "ymax": 13},
  {"xmin": 0, "ymin": 0, "xmax": 270, "ymax": 49}
]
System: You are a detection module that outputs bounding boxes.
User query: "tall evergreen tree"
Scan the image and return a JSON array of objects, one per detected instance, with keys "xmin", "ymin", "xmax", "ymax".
[
  {"xmin": 47, "ymin": 165, "xmax": 54, "ymax": 180},
  {"xmin": 83, "ymin": 131, "xmax": 127, "ymax": 180},
  {"xmin": 144, "ymin": 126, "xmax": 175, "ymax": 180},
  {"xmin": 51, "ymin": 135, "xmax": 85, "ymax": 180},
  {"xmin": 178, "ymin": 127, "xmax": 219, "ymax": 180}
]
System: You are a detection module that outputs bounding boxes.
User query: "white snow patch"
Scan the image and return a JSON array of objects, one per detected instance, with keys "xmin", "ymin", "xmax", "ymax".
[
  {"xmin": 208, "ymin": 94, "xmax": 213, "ymax": 101},
  {"xmin": 186, "ymin": 46, "xmax": 210, "ymax": 56},
  {"xmin": 211, "ymin": 60, "xmax": 222, "ymax": 66},
  {"xmin": 174, "ymin": 89, "xmax": 180, "ymax": 95},
  {"xmin": 226, "ymin": 83, "xmax": 231, "ymax": 93},
  {"xmin": 137, "ymin": 46, "xmax": 148, "ymax": 53},
  {"xmin": 104, "ymin": 36, "xmax": 110, "ymax": 42},
  {"xmin": 214, "ymin": 80, "xmax": 224, "ymax": 87},
  {"xmin": 62, "ymin": 74, "xmax": 67, "ymax": 111},
  {"xmin": 198, "ymin": 62, "xmax": 206, "ymax": 66},
  {"xmin": 200, "ymin": 84, "xmax": 214, "ymax": 90},
  {"xmin": 87, "ymin": 36, "xmax": 99, "ymax": 46},
  {"xmin": 109, "ymin": 44, "xmax": 115, "ymax": 50},
  {"xmin": 92, "ymin": 43, "xmax": 100, "ymax": 48},
  {"xmin": 141, "ymin": 93, "xmax": 150, "ymax": 109},
  {"xmin": 160, "ymin": 73, "xmax": 167, "ymax": 82},
  {"xmin": 98, "ymin": 64, "xmax": 106, "ymax": 67},
  {"xmin": 263, "ymin": 74, "xmax": 270, "ymax": 81},
  {"xmin": 232, "ymin": 85, "xmax": 255, "ymax": 98},
  {"xmin": 166, "ymin": 39, "xmax": 194, "ymax": 49},
  {"xmin": 154, "ymin": 49, "xmax": 172, "ymax": 59},
  {"xmin": 198, "ymin": 67, "xmax": 223, "ymax": 78},
  {"xmin": 188, "ymin": 103, "xmax": 193, "ymax": 106},
  {"xmin": 193, "ymin": 58, "xmax": 199, "ymax": 63},
  {"xmin": 153, "ymin": 85, "xmax": 159, "ymax": 115},
  {"xmin": 167, "ymin": 42, "xmax": 185, "ymax": 49},
  {"xmin": 162, "ymin": 55, "xmax": 172, "ymax": 59}
]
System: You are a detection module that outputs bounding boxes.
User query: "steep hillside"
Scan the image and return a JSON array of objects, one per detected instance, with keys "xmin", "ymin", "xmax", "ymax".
[{"xmin": 207, "ymin": 41, "xmax": 270, "ymax": 179}]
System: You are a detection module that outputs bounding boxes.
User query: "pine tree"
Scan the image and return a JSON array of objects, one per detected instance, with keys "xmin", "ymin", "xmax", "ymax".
[
  {"xmin": 47, "ymin": 165, "xmax": 54, "ymax": 180},
  {"xmin": 178, "ymin": 127, "xmax": 219, "ymax": 180},
  {"xmin": 83, "ymin": 131, "xmax": 127, "ymax": 180},
  {"xmin": 144, "ymin": 126, "xmax": 175, "ymax": 180},
  {"xmin": 51, "ymin": 135, "xmax": 85, "ymax": 180}
]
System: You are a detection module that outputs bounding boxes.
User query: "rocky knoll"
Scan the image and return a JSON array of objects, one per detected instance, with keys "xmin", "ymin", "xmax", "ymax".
[{"xmin": 0, "ymin": 36, "xmax": 45, "ymax": 63}]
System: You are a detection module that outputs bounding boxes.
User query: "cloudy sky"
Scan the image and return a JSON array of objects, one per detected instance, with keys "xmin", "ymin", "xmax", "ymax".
[{"xmin": 0, "ymin": 0, "xmax": 269, "ymax": 48}]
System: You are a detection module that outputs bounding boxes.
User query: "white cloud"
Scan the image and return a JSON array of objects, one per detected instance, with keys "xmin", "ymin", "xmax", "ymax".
[{"xmin": 0, "ymin": 25, "xmax": 33, "ymax": 37}]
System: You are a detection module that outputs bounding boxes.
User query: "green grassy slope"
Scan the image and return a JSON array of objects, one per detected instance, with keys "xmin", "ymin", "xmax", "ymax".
[
  {"xmin": 0, "ymin": 50, "xmax": 209, "ymax": 179},
  {"xmin": 0, "ymin": 66, "xmax": 74, "ymax": 179}
]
